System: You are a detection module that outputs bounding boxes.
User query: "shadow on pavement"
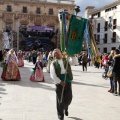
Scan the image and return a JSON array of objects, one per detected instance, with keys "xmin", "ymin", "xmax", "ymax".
[
  {"xmin": 72, "ymin": 81, "xmax": 109, "ymax": 88},
  {"xmin": 0, "ymin": 83, "xmax": 7, "ymax": 109},
  {"xmin": 73, "ymin": 69, "xmax": 103, "ymax": 73},
  {"xmin": 68, "ymin": 117, "xmax": 83, "ymax": 120},
  {"xmin": 0, "ymin": 66, "xmax": 55, "ymax": 91},
  {"xmin": 0, "ymin": 83, "xmax": 7, "ymax": 94}
]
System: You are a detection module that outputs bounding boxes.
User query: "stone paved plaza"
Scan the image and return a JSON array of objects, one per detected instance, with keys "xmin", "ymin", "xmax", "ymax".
[{"xmin": 0, "ymin": 60, "xmax": 120, "ymax": 120}]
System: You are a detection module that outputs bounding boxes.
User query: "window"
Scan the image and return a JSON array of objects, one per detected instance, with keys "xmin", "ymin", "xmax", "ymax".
[
  {"xmin": 97, "ymin": 34, "xmax": 100, "ymax": 44},
  {"xmin": 92, "ymin": 12, "xmax": 101, "ymax": 18},
  {"xmin": 111, "ymin": 32, "xmax": 116, "ymax": 43},
  {"xmin": 103, "ymin": 48, "xmax": 107, "ymax": 53},
  {"xmin": 23, "ymin": 7, "xmax": 27, "ymax": 13},
  {"xmin": 113, "ymin": 19, "xmax": 117, "ymax": 29},
  {"xmin": 104, "ymin": 21, "xmax": 108, "ymax": 31},
  {"xmin": 7, "ymin": 5, "xmax": 12, "ymax": 12},
  {"xmin": 98, "ymin": 12, "xmax": 100, "ymax": 17},
  {"xmin": 36, "ymin": 8, "xmax": 41, "ymax": 14},
  {"xmin": 98, "ymin": 48, "xmax": 100, "ymax": 51},
  {"xmin": 97, "ymin": 23, "xmax": 100, "ymax": 33},
  {"xmin": 104, "ymin": 34, "xmax": 107, "ymax": 43},
  {"xmin": 94, "ymin": 34, "xmax": 96, "ymax": 40},
  {"xmin": 105, "ymin": 6, "xmax": 117, "ymax": 12},
  {"xmin": 49, "ymin": 9, "xmax": 53, "ymax": 15},
  {"xmin": 111, "ymin": 47, "xmax": 116, "ymax": 50}
]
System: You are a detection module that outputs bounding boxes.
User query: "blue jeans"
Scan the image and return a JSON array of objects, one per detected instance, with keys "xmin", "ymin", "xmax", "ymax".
[{"xmin": 110, "ymin": 77, "xmax": 114, "ymax": 90}]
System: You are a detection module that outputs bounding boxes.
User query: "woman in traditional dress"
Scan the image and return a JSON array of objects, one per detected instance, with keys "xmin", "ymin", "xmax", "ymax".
[
  {"xmin": 46, "ymin": 51, "xmax": 53, "ymax": 73},
  {"xmin": 43, "ymin": 52, "xmax": 48, "ymax": 67},
  {"xmin": 30, "ymin": 56, "xmax": 44, "ymax": 82},
  {"xmin": 17, "ymin": 50, "xmax": 24, "ymax": 67},
  {"xmin": 37, "ymin": 52, "xmax": 44, "ymax": 65},
  {"xmin": 1, "ymin": 49, "xmax": 21, "ymax": 81}
]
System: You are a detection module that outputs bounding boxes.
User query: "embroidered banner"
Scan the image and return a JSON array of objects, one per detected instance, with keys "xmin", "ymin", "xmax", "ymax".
[
  {"xmin": 84, "ymin": 20, "xmax": 91, "ymax": 56},
  {"xmin": 66, "ymin": 15, "xmax": 87, "ymax": 55},
  {"xmin": 58, "ymin": 11, "xmax": 68, "ymax": 52},
  {"xmin": 88, "ymin": 21, "xmax": 100, "ymax": 63}
]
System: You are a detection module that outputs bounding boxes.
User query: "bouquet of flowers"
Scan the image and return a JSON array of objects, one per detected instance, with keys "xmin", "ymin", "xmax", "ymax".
[
  {"xmin": 1, "ymin": 62, "xmax": 7, "ymax": 70},
  {"xmin": 31, "ymin": 68, "xmax": 36, "ymax": 74}
]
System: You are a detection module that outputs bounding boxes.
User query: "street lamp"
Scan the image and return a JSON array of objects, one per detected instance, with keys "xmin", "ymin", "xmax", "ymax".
[{"xmin": 75, "ymin": 6, "xmax": 80, "ymax": 16}]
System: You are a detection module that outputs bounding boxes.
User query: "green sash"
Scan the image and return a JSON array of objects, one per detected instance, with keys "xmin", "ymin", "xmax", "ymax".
[{"xmin": 60, "ymin": 74, "xmax": 71, "ymax": 83}]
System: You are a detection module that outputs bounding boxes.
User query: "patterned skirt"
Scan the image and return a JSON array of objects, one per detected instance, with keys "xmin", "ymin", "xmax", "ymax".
[
  {"xmin": 18, "ymin": 57, "xmax": 24, "ymax": 67},
  {"xmin": 1, "ymin": 62, "xmax": 21, "ymax": 81},
  {"xmin": 30, "ymin": 68, "xmax": 44, "ymax": 82}
]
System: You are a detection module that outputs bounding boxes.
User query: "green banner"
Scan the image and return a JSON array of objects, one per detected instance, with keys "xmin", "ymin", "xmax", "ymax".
[
  {"xmin": 59, "ymin": 12, "xmax": 67, "ymax": 52},
  {"xmin": 66, "ymin": 15, "xmax": 87, "ymax": 55}
]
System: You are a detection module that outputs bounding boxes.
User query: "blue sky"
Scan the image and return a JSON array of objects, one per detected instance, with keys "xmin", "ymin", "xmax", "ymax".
[{"xmin": 75, "ymin": 0, "xmax": 118, "ymax": 16}]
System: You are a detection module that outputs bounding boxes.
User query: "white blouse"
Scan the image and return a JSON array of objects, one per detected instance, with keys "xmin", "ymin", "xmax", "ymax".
[{"xmin": 50, "ymin": 57, "xmax": 78, "ymax": 84}]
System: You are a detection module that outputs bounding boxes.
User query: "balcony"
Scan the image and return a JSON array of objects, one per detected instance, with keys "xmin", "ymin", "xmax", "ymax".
[
  {"xmin": 113, "ymin": 25, "xmax": 116, "ymax": 29},
  {"xmin": 111, "ymin": 37, "xmax": 116, "ymax": 43},
  {"xmin": 97, "ymin": 28, "xmax": 100, "ymax": 33},
  {"xmin": 103, "ymin": 38, "xmax": 107, "ymax": 43},
  {"xmin": 104, "ymin": 27, "xmax": 108, "ymax": 31},
  {"xmin": 95, "ymin": 40, "xmax": 99, "ymax": 45}
]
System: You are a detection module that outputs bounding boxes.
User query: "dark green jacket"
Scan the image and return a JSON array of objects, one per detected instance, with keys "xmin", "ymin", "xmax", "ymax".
[{"xmin": 53, "ymin": 58, "xmax": 73, "ymax": 80}]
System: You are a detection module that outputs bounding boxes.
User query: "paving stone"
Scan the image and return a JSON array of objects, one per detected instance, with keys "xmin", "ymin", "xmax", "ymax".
[{"xmin": 0, "ymin": 60, "xmax": 120, "ymax": 120}]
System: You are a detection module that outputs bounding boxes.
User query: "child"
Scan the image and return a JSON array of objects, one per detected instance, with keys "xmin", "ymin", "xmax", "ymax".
[{"xmin": 30, "ymin": 57, "xmax": 44, "ymax": 82}]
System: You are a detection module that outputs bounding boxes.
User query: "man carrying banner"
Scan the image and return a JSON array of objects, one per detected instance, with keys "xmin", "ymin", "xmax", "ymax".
[{"xmin": 50, "ymin": 49, "xmax": 77, "ymax": 120}]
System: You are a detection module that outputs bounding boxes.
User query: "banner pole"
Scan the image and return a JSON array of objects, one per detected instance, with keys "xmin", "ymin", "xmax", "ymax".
[{"xmin": 60, "ymin": 56, "xmax": 69, "ymax": 103}]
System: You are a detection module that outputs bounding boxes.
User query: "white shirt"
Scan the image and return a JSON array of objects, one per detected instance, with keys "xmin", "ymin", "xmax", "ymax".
[{"xmin": 50, "ymin": 57, "xmax": 78, "ymax": 84}]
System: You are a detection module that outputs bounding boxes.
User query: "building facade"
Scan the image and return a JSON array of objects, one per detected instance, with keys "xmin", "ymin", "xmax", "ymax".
[
  {"xmin": 0, "ymin": 0, "xmax": 75, "ymax": 50},
  {"xmin": 84, "ymin": 1, "xmax": 120, "ymax": 53}
]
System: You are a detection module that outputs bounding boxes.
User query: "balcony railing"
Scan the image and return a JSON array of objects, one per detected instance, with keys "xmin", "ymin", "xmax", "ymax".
[
  {"xmin": 97, "ymin": 28, "xmax": 100, "ymax": 33},
  {"xmin": 111, "ymin": 37, "xmax": 116, "ymax": 43},
  {"xmin": 104, "ymin": 27, "xmax": 108, "ymax": 31}
]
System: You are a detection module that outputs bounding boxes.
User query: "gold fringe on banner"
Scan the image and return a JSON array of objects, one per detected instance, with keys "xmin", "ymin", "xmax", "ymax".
[{"xmin": 88, "ymin": 21, "xmax": 100, "ymax": 64}]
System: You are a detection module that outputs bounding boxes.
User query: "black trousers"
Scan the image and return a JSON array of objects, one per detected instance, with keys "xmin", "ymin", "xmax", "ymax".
[
  {"xmin": 33, "ymin": 57, "xmax": 36, "ymax": 64},
  {"xmin": 82, "ymin": 62, "xmax": 87, "ymax": 71},
  {"xmin": 114, "ymin": 76, "xmax": 120, "ymax": 94},
  {"xmin": 96, "ymin": 62, "xmax": 100, "ymax": 69},
  {"xmin": 56, "ymin": 83, "xmax": 72, "ymax": 120}
]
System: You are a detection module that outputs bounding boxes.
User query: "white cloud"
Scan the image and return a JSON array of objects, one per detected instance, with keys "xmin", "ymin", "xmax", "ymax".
[{"xmin": 75, "ymin": 0, "xmax": 117, "ymax": 16}]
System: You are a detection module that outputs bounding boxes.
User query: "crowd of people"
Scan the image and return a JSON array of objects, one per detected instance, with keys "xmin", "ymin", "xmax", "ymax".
[
  {"xmin": 0, "ymin": 48, "xmax": 120, "ymax": 120},
  {"xmin": 0, "ymin": 49, "xmax": 51, "ymax": 82},
  {"xmin": 93, "ymin": 49, "xmax": 120, "ymax": 96},
  {"xmin": 0, "ymin": 48, "xmax": 78, "ymax": 120}
]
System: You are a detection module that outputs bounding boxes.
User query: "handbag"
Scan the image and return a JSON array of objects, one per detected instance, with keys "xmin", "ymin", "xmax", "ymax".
[{"xmin": 107, "ymin": 66, "xmax": 113, "ymax": 78}]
